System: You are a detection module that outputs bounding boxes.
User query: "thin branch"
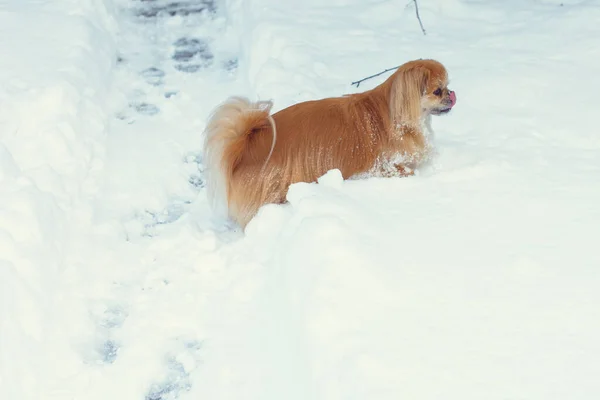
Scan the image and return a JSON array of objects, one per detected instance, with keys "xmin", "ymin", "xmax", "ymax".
[
  {"xmin": 350, "ymin": 1, "xmax": 426, "ymax": 87},
  {"xmin": 412, "ymin": 0, "xmax": 426, "ymax": 35},
  {"xmin": 351, "ymin": 65, "xmax": 400, "ymax": 88}
]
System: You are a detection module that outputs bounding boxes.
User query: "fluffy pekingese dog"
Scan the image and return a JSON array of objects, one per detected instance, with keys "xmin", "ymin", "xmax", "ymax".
[{"xmin": 202, "ymin": 59, "xmax": 456, "ymax": 228}]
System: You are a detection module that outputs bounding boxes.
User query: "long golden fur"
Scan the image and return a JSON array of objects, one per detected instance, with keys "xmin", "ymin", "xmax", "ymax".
[{"xmin": 203, "ymin": 59, "xmax": 456, "ymax": 228}]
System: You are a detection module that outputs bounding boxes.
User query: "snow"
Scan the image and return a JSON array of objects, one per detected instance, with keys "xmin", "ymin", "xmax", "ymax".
[
  {"xmin": 1, "ymin": 0, "xmax": 599, "ymax": 399},
  {"xmin": 0, "ymin": 0, "xmax": 118, "ymax": 398}
]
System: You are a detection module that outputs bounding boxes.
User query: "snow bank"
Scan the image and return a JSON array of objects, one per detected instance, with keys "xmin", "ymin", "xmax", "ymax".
[
  {"xmin": 240, "ymin": 167, "xmax": 600, "ymax": 399},
  {"xmin": 210, "ymin": 0, "xmax": 600, "ymax": 398},
  {"xmin": 0, "ymin": 0, "xmax": 117, "ymax": 397}
]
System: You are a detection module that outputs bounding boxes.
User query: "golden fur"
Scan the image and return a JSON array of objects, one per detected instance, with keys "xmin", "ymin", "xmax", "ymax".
[{"xmin": 203, "ymin": 59, "xmax": 456, "ymax": 228}]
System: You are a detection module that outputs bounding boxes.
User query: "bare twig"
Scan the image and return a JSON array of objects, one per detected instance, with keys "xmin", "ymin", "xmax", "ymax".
[
  {"xmin": 351, "ymin": 65, "xmax": 400, "ymax": 87},
  {"xmin": 412, "ymin": 0, "xmax": 426, "ymax": 35},
  {"xmin": 350, "ymin": 1, "xmax": 426, "ymax": 87}
]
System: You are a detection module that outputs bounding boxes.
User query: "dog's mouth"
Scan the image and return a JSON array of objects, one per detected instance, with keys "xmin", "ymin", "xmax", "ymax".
[
  {"xmin": 429, "ymin": 90, "xmax": 456, "ymax": 116},
  {"xmin": 430, "ymin": 107, "xmax": 452, "ymax": 115}
]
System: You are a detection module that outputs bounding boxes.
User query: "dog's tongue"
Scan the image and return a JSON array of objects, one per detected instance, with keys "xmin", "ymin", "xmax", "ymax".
[{"xmin": 449, "ymin": 91, "xmax": 457, "ymax": 107}]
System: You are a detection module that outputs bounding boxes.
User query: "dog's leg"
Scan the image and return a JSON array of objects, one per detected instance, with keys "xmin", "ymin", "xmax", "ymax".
[
  {"xmin": 367, "ymin": 161, "xmax": 415, "ymax": 178},
  {"xmin": 394, "ymin": 164, "xmax": 415, "ymax": 177}
]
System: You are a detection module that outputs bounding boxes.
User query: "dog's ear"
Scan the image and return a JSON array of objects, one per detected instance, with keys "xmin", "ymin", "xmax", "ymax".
[{"xmin": 389, "ymin": 64, "xmax": 430, "ymax": 129}]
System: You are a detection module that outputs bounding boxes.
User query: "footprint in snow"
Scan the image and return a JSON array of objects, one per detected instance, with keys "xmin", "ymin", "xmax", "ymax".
[
  {"xmin": 145, "ymin": 339, "xmax": 202, "ymax": 400},
  {"xmin": 134, "ymin": 0, "xmax": 216, "ymax": 19},
  {"xmin": 172, "ymin": 37, "xmax": 214, "ymax": 73},
  {"xmin": 185, "ymin": 152, "xmax": 205, "ymax": 190},
  {"xmin": 140, "ymin": 67, "xmax": 166, "ymax": 86},
  {"xmin": 131, "ymin": 101, "xmax": 161, "ymax": 116},
  {"xmin": 91, "ymin": 305, "xmax": 129, "ymax": 365}
]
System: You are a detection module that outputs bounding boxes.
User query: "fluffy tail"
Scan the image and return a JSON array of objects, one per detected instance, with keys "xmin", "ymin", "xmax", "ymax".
[{"xmin": 202, "ymin": 96, "xmax": 276, "ymax": 221}]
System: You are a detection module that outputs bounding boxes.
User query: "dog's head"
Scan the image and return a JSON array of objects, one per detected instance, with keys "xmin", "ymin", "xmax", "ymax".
[
  {"xmin": 419, "ymin": 60, "xmax": 456, "ymax": 115},
  {"xmin": 389, "ymin": 59, "xmax": 456, "ymax": 126}
]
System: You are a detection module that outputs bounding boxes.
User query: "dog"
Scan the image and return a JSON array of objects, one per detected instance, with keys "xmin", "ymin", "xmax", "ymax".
[{"xmin": 202, "ymin": 59, "xmax": 456, "ymax": 228}]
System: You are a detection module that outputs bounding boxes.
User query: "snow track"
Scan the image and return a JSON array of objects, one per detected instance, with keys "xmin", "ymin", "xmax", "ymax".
[{"xmin": 68, "ymin": 1, "xmax": 242, "ymax": 399}]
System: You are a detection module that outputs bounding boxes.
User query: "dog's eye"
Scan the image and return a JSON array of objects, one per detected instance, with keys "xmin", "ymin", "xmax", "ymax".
[{"xmin": 433, "ymin": 88, "xmax": 442, "ymax": 96}]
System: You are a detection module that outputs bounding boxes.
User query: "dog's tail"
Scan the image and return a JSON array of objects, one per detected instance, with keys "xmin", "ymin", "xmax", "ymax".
[{"xmin": 202, "ymin": 96, "xmax": 276, "ymax": 220}]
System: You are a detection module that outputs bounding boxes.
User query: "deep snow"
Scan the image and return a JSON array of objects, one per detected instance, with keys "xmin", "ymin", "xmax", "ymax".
[{"xmin": 1, "ymin": 0, "xmax": 599, "ymax": 399}]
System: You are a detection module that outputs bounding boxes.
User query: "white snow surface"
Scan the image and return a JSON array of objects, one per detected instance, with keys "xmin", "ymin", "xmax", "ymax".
[{"xmin": 1, "ymin": 0, "xmax": 599, "ymax": 399}]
